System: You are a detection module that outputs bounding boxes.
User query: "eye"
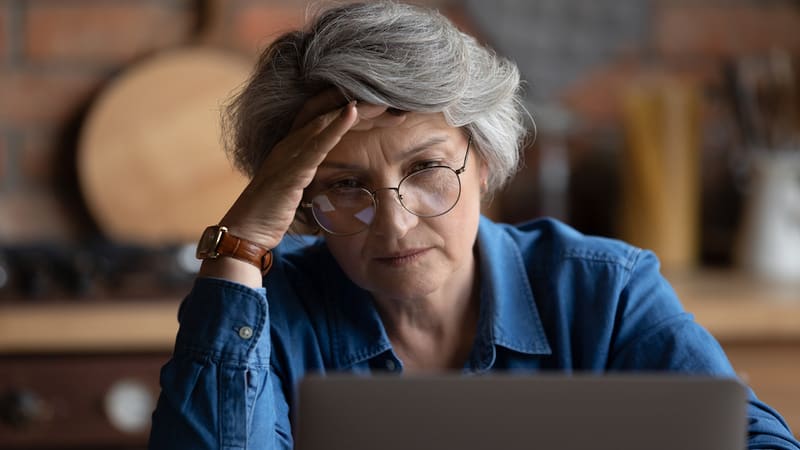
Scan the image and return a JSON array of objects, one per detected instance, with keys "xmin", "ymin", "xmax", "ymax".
[
  {"xmin": 329, "ymin": 178, "xmax": 365, "ymax": 190},
  {"xmin": 409, "ymin": 160, "xmax": 442, "ymax": 173}
]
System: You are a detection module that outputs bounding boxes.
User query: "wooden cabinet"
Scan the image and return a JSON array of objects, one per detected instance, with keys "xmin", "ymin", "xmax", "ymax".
[
  {"xmin": 0, "ymin": 301, "xmax": 178, "ymax": 449},
  {"xmin": 722, "ymin": 343, "xmax": 800, "ymax": 431},
  {"xmin": 0, "ymin": 353, "xmax": 168, "ymax": 449}
]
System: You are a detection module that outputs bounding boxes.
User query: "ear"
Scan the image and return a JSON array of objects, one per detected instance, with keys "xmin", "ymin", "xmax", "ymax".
[{"xmin": 478, "ymin": 159, "xmax": 490, "ymax": 194}]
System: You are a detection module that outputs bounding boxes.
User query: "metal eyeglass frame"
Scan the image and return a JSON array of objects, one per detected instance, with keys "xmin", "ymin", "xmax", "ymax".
[{"xmin": 302, "ymin": 135, "xmax": 472, "ymax": 236}]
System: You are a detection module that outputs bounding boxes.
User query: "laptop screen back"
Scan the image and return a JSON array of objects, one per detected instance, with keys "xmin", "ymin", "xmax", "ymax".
[{"xmin": 295, "ymin": 374, "xmax": 747, "ymax": 450}]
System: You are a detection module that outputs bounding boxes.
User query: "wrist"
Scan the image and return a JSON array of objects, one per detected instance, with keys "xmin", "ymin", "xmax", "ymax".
[
  {"xmin": 217, "ymin": 222, "xmax": 282, "ymax": 250},
  {"xmin": 198, "ymin": 257, "xmax": 263, "ymax": 288},
  {"xmin": 196, "ymin": 225, "xmax": 274, "ymax": 276}
]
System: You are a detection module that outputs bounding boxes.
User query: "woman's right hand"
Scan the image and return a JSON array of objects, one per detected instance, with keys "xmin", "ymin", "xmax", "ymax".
[
  {"xmin": 199, "ymin": 90, "xmax": 405, "ymax": 285},
  {"xmin": 219, "ymin": 98, "xmax": 358, "ymax": 252}
]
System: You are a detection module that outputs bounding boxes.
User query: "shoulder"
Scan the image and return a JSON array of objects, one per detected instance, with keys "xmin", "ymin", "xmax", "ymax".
[
  {"xmin": 481, "ymin": 216, "xmax": 646, "ymax": 275},
  {"xmin": 496, "ymin": 217, "xmax": 683, "ymax": 335},
  {"xmin": 484, "ymin": 218, "xmax": 691, "ymax": 365}
]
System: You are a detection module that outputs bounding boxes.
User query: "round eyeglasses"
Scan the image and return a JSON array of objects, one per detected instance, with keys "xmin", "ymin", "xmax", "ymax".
[{"xmin": 301, "ymin": 137, "xmax": 472, "ymax": 235}]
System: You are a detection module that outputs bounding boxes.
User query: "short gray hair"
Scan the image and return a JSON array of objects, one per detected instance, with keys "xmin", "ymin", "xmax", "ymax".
[{"xmin": 223, "ymin": 0, "xmax": 530, "ymax": 193}]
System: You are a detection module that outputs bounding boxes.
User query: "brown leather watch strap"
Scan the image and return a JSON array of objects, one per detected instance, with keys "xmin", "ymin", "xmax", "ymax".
[{"xmin": 216, "ymin": 229, "xmax": 273, "ymax": 275}]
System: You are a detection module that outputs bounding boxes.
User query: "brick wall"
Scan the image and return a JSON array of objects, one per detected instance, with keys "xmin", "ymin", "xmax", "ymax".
[
  {"xmin": 0, "ymin": 0, "xmax": 296, "ymax": 242},
  {"xmin": 563, "ymin": 0, "xmax": 800, "ymax": 127},
  {"xmin": 0, "ymin": 0, "xmax": 798, "ymax": 244},
  {"xmin": 0, "ymin": 0, "xmax": 454, "ymax": 243},
  {"xmin": 556, "ymin": 0, "xmax": 800, "ymax": 264},
  {"xmin": 1, "ymin": 0, "xmax": 198, "ymax": 241}
]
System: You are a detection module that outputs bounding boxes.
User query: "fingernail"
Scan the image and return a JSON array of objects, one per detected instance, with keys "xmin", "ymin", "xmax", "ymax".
[{"xmin": 340, "ymin": 101, "xmax": 355, "ymax": 116}]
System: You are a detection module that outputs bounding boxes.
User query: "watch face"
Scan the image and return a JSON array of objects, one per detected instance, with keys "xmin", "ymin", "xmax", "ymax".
[{"xmin": 196, "ymin": 226, "xmax": 222, "ymax": 258}]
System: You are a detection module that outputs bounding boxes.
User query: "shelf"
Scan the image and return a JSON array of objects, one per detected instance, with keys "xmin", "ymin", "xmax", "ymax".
[
  {"xmin": 668, "ymin": 270, "xmax": 800, "ymax": 342},
  {"xmin": 1, "ymin": 270, "xmax": 799, "ymax": 353},
  {"xmin": 0, "ymin": 299, "xmax": 181, "ymax": 353}
]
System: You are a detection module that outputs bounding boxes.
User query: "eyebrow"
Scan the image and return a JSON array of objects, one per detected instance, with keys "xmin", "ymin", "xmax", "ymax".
[{"xmin": 318, "ymin": 135, "xmax": 451, "ymax": 170}]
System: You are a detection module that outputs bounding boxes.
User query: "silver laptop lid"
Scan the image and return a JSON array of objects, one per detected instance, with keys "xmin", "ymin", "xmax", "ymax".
[{"xmin": 295, "ymin": 374, "xmax": 747, "ymax": 450}]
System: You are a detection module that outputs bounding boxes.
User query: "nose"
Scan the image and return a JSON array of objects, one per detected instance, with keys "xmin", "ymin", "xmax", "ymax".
[{"xmin": 369, "ymin": 187, "xmax": 418, "ymax": 237}]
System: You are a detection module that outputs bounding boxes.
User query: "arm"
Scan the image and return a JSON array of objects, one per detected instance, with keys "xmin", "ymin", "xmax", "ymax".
[
  {"xmin": 149, "ymin": 94, "xmax": 406, "ymax": 449},
  {"xmin": 608, "ymin": 251, "xmax": 800, "ymax": 450},
  {"xmin": 149, "ymin": 277, "xmax": 284, "ymax": 449},
  {"xmin": 148, "ymin": 93, "xmax": 358, "ymax": 449}
]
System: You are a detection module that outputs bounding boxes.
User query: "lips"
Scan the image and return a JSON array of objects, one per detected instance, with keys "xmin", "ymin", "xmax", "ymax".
[{"xmin": 374, "ymin": 248, "xmax": 431, "ymax": 266}]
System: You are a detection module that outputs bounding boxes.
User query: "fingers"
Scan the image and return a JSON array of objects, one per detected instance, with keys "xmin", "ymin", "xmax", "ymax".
[
  {"xmin": 314, "ymin": 100, "xmax": 359, "ymax": 149},
  {"xmin": 290, "ymin": 88, "xmax": 348, "ymax": 131},
  {"xmin": 301, "ymin": 104, "xmax": 408, "ymax": 158},
  {"xmin": 353, "ymin": 103, "xmax": 388, "ymax": 120},
  {"xmin": 291, "ymin": 87, "xmax": 410, "ymax": 132},
  {"xmin": 301, "ymin": 100, "xmax": 357, "ymax": 136},
  {"xmin": 286, "ymin": 101, "xmax": 409, "ymax": 171},
  {"xmin": 292, "ymin": 101, "xmax": 358, "ymax": 166}
]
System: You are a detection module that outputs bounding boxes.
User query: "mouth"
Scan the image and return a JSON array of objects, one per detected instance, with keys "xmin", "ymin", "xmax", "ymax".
[{"xmin": 374, "ymin": 248, "xmax": 431, "ymax": 267}]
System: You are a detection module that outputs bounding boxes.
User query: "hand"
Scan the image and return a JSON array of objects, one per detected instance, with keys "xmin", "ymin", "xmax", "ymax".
[
  {"xmin": 218, "ymin": 90, "xmax": 407, "ymax": 250},
  {"xmin": 290, "ymin": 90, "xmax": 408, "ymax": 132}
]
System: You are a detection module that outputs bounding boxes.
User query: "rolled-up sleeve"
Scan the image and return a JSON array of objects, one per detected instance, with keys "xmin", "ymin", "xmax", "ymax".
[{"xmin": 149, "ymin": 277, "xmax": 286, "ymax": 450}]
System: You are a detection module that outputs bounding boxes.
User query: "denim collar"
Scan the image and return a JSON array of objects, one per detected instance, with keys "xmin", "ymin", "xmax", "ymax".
[{"xmin": 328, "ymin": 216, "xmax": 552, "ymax": 370}]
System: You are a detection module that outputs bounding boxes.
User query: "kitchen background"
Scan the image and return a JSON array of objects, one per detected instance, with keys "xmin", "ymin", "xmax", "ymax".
[{"xmin": 1, "ymin": 0, "xmax": 799, "ymax": 448}]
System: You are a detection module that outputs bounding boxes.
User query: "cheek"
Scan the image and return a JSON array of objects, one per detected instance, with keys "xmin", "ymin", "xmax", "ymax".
[
  {"xmin": 455, "ymin": 178, "xmax": 483, "ymax": 221},
  {"xmin": 432, "ymin": 187, "xmax": 482, "ymax": 253},
  {"xmin": 325, "ymin": 236, "xmax": 366, "ymax": 274},
  {"xmin": 454, "ymin": 183, "xmax": 483, "ymax": 238}
]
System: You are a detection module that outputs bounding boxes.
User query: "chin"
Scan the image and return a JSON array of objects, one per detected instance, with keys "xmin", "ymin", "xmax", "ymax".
[{"xmin": 362, "ymin": 271, "xmax": 443, "ymax": 301}]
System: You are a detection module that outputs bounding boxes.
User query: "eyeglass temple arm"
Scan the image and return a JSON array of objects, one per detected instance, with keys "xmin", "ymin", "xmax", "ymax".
[{"xmin": 455, "ymin": 135, "xmax": 472, "ymax": 175}]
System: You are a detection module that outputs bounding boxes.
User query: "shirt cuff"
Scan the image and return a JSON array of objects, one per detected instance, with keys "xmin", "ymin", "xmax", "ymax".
[{"xmin": 174, "ymin": 277, "xmax": 270, "ymax": 365}]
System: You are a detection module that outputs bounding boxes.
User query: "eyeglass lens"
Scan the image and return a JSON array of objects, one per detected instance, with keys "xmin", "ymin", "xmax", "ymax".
[{"xmin": 310, "ymin": 166, "xmax": 462, "ymax": 235}]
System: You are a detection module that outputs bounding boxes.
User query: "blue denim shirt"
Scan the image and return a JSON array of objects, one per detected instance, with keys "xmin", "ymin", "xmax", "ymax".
[{"xmin": 149, "ymin": 217, "xmax": 800, "ymax": 449}]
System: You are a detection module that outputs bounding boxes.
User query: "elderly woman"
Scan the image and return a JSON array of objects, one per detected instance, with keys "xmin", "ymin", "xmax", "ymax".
[{"xmin": 149, "ymin": 1, "xmax": 799, "ymax": 449}]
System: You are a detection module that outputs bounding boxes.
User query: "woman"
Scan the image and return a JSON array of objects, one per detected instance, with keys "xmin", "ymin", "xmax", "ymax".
[{"xmin": 149, "ymin": 2, "xmax": 800, "ymax": 449}]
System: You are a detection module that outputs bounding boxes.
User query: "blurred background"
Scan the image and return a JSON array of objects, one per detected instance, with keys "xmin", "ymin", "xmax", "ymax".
[{"xmin": 0, "ymin": 0, "xmax": 798, "ymax": 448}]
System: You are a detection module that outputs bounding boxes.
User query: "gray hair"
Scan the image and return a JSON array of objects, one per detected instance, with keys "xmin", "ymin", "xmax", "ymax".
[{"xmin": 223, "ymin": 0, "xmax": 530, "ymax": 193}]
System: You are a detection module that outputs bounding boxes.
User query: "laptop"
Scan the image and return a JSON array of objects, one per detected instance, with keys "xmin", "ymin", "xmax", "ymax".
[{"xmin": 295, "ymin": 373, "xmax": 747, "ymax": 450}]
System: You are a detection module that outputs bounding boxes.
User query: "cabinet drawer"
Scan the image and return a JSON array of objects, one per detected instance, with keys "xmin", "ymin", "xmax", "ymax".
[
  {"xmin": 723, "ymin": 342, "xmax": 800, "ymax": 438},
  {"xmin": 0, "ymin": 353, "xmax": 167, "ymax": 449}
]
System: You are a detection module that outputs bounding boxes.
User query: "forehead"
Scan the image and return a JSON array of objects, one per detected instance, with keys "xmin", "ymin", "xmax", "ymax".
[{"xmin": 335, "ymin": 111, "xmax": 461, "ymax": 154}]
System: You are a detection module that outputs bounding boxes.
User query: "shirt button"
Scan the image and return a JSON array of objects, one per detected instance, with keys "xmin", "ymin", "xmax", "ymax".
[
  {"xmin": 238, "ymin": 326, "xmax": 254, "ymax": 340},
  {"xmin": 385, "ymin": 359, "xmax": 397, "ymax": 371}
]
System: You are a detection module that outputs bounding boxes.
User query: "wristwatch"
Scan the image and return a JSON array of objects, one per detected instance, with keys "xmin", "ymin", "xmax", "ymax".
[{"xmin": 196, "ymin": 225, "xmax": 273, "ymax": 275}]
